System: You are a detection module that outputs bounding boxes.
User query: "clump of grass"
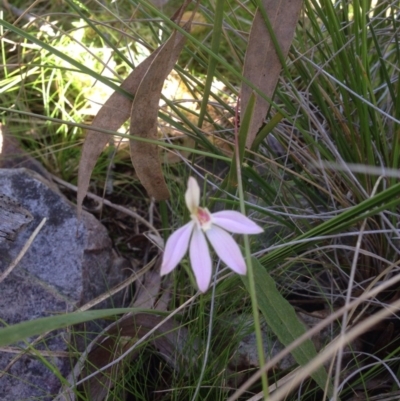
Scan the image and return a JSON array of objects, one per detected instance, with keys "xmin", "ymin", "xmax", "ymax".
[{"xmin": 1, "ymin": 0, "xmax": 400, "ymax": 400}]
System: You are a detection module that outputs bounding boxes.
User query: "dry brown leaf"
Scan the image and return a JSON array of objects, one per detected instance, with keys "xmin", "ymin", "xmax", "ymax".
[
  {"xmin": 129, "ymin": 22, "xmax": 191, "ymax": 200},
  {"xmin": 77, "ymin": 2, "xmax": 192, "ymax": 215},
  {"xmin": 241, "ymin": 0, "xmax": 303, "ymax": 148},
  {"xmin": 76, "ymin": 49, "xmax": 161, "ymax": 216},
  {"xmin": 132, "ymin": 270, "xmax": 161, "ymax": 309}
]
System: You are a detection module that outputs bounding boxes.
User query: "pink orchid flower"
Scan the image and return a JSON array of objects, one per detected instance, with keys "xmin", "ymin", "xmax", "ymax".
[{"xmin": 160, "ymin": 177, "xmax": 263, "ymax": 292}]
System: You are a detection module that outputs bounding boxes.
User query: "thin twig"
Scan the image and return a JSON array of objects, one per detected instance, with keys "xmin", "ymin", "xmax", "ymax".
[{"xmin": 51, "ymin": 175, "xmax": 162, "ymax": 240}]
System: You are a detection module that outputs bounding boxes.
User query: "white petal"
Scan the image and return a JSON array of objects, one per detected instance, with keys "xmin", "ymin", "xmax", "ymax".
[
  {"xmin": 185, "ymin": 177, "xmax": 200, "ymax": 213},
  {"xmin": 160, "ymin": 221, "xmax": 194, "ymax": 276},
  {"xmin": 206, "ymin": 226, "xmax": 247, "ymax": 275},
  {"xmin": 212, "ymin": 211, "xmax": 263, "ymax": 234},
  {"xmin": 190, "ymin": 227, "xmax": 212, "ymax": 292}
]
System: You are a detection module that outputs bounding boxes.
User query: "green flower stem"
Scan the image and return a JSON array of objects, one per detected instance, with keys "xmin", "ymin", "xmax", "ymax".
[{"xmin": 235, "ymin": 94, "xmax": 269, "ymax": 397}]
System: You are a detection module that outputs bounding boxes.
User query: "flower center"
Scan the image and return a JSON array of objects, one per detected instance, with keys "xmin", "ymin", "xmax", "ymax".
[{"xmin": 193, "ymin": 207, "xmax": 212, "ymax": 231}]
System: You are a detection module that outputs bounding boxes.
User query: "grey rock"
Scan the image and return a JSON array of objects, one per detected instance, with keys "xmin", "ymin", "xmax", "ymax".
[{"xmin": 0, "ymin": 168, "xmax": 129, "ymax": 401}]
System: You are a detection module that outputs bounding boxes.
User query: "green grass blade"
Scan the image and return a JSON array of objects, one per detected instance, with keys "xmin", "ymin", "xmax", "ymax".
[
  {"xmin": 261, "ymin": 181, "xmax": 400, "ymax": 265},
  {"xmin": 0, "ymin": 308, "xmax": 153, "ymax": 347},
  {"xmin": 198, "ymin": 0, "xmax": 225, "ymax": 127}
]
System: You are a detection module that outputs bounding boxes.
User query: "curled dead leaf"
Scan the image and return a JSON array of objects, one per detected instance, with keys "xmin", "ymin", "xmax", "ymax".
[
  {"xmin": 77, "ymin": 48, "xmax": 162, "ymax": 216},
  {"xmin": 241, "ymin": 0, "xmax": 303, "ymax": 148},
  {"xmin": 129, "ymin": 19, "xmax": 193, "ymax": 200},
  {"xmin": 77, "ymin": 2, "xmax": 193, "ymax": 213}
]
